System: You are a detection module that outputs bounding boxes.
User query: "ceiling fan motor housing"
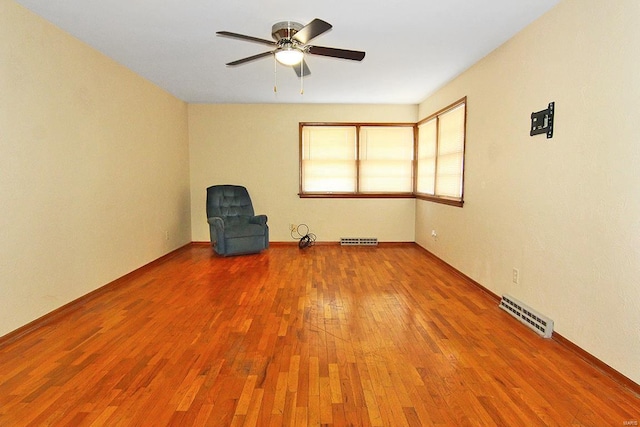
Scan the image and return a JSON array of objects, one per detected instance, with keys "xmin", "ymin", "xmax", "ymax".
[{"xmin": 272, "ymin": 21, "xmax": 303, "ymax": 42}]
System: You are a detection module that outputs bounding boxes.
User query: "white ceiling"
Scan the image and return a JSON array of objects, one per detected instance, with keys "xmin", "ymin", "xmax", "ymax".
[{"xmin": 14, "ymin": 0, "xmax": 560, "ymax": 104}]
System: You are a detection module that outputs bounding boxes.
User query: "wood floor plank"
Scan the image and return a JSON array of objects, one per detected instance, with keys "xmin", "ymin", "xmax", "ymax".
[{"xmin": 0, "ymin": 243, "xmax": 638, "ymax": 426}]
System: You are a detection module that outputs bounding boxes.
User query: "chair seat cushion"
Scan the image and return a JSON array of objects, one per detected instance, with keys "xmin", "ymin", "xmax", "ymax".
[{"xmin": 224, "ymin": 222, "xmax": 266, "ymax": 238}]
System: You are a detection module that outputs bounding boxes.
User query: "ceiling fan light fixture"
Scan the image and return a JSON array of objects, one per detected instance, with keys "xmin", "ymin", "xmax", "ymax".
[{"xmin": 275, "ymin": 46, "xmax": 304, "ymax": 66}]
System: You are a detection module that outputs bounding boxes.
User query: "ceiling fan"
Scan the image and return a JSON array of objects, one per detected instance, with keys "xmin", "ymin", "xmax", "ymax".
[{"xmin": 216, "ymin": 19, "xmax": 366, "ymax": 77}]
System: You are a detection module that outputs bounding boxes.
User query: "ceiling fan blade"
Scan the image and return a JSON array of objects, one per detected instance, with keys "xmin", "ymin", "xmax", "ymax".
[
  {"xmin": 226, "ymin": 51, "xmax": 274, "ymax": 66},
  {"xmin": 293, "ymin": 59, "xmax": 311, "ymax": 77},
  {"xmin": 216, "ymin": 31, "xmax": 276, "ymax": 47},
  {"xmin": 307, "ymin": 45, "xmax": 366, "ymax": 61},
  {"xmin": 292, "ymin": 19, "xmax": 332, "ymax": 44}
]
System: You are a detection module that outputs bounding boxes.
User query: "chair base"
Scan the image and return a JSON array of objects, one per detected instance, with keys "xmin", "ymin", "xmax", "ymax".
[{"xmin": 211, "ymin": 236, "xmax": 269, "ymax": 257}]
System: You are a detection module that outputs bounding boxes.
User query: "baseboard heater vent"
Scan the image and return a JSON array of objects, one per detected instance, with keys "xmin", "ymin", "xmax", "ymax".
[
  {"xmin": 499, "ymin": 294, "xmax": 554, "ymax": 338},
  {"xmin": 340, "ymin": 237, "xmax": 378, "ymax": 246}
]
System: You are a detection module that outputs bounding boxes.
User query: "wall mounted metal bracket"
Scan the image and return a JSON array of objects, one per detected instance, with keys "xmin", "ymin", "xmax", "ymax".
[{"xmin": 530, "ymin": 102, "xmax": 554, "ymax": 138}]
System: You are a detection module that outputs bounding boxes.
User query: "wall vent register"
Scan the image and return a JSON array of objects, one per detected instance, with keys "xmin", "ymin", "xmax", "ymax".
[{"xmin": 499, "ymin": 294, "xmax": 554, "ymax": 338}]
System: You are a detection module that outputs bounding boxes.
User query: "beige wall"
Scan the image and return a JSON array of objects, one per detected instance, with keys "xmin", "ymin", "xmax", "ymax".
[
  {"xmin": 188, "ymin": 104, "xmax": 418, "ymax": 243},
  {"xmin": 0, "ymin": 1, "xmax": 191, "ymax": 336},
  {"xmin": 416, "ymin": 0, "xmax": 640, "ymax": 384},
  {"xmin": 4, "ymin": 0, "xmax": 637, "ymax": 387}
]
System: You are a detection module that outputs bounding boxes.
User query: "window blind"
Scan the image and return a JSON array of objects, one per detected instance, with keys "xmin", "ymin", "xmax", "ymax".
[
  {"xmin": 416, "ymin": 118, "xmax": 437, "ymax": 195},
  {"xmin": 359, "ymin": 126, "xmax": 414, "ymax": 193},
  {"xmin": 301, "ymin": 126, "xmax": 357, "ymax": 193},
  {"xmin": 435, "ymin": 104, "xmax": 465, "ymax": 198}
]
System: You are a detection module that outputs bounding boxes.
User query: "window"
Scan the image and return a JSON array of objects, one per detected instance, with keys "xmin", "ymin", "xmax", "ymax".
[
  {"xmin": 300, "ymin": 123, "xmax": 415, "ymax": 197},
  {"xmin": 300, "ymin": 126, "xmax": 357, "ymax": 193},
  {"xmin": 299, "ymin": 97, "xmax": 466, "ymax": 206},
  {"xmin": 359, "ymin": 126, "xmax": 414, "ymax": 193},
  {"xmin": 416, "ymin": 98, "xmax": 466, "ymax": 206}
]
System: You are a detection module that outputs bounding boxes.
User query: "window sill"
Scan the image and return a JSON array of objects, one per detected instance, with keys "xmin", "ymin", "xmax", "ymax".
[
  {"xmin": 299, "ymin": 192, "xmax": 415, "ymax": 199},
  {"xmin": 298, "ymin": 192, "xmax": 463, "ymax": 207},
  {"xmin": 415, "ymin": 193, "xmax": 464, "ymax": 207}
]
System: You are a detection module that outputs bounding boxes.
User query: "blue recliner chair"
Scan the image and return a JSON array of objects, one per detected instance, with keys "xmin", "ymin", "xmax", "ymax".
[{"xmin": 206, "ymin": 185, "xmax": 269, "ymax": 256}]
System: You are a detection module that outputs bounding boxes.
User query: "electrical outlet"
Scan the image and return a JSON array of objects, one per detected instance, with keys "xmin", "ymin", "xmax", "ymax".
[
  {"xmin": 289, "ymin": 224, "xmax": 297, "ymax": 232},
  {"xmin": 431, "ymin": 230, "xmax": 437, "ymax": 238},
  {"xmin": 512, "ymin": 268, "xmax": 520, "ymax": 284},
  {"xmin": 164, "ymin": 230, "xmax": 169, "ymax": 241}
]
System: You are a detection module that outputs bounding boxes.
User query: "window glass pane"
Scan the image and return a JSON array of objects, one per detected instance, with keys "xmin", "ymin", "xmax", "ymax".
[
  {"xmin": 302, "ymin": 126, "xmax": 356, "ymax": 192},
  {"xmin": 416, "ymin": 119, "xmax": 436, "ymax": 195},
  {"xmin": 436, "ymin": 104, "xmax": 465, "ymax": 198},
  {"xmin": 359, "ymin": 126, "xmax": 414, "ymax": 192},
  {"xmin": 302, "ymin": 160, "xmax": 357, "ymax": 192},
  {"xmin": 435, "ymin": 153, "xmax": 463, "ymax": 197}
]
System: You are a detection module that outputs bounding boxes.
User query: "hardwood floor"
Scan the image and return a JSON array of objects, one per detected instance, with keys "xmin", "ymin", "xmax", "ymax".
[{"xmin": 0, "ymin": 243, "xmax": 638, "ymax": 426}]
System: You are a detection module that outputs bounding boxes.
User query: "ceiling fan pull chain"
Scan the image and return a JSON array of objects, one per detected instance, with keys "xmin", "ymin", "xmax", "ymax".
[
  {"xmin": 300, "ymin": 60, "xmax": 304, "ymax": 95},
  {"xmin": 273, "ymin": 55, "xmax": 278, "ymax": 93}
]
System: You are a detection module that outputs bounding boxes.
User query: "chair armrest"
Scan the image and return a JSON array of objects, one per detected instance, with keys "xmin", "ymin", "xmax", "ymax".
[
  {"xmin": 207, "ymin": 216, "xmax": 224, "ymax": 229},
  {"xmin": 249, "ymin": 215, "xmax": 268, "ymax": 226}
]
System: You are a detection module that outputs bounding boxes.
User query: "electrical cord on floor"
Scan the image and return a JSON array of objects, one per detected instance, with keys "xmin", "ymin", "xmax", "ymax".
[{"xmin": 290, "ymin": 224, "xmax": 316, "ymax": 249}]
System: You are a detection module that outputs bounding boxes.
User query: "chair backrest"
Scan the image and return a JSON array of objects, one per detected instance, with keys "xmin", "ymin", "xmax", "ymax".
[{"xmin": 206, "ymin": 185, "xmax": 255, "ymax": 219}]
